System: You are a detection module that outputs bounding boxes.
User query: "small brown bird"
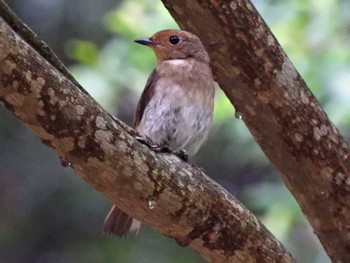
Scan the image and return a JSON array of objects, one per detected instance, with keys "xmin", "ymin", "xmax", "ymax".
[{"xmin": 103, "ymin": 29, "xmax": 215, "ymax": 237}]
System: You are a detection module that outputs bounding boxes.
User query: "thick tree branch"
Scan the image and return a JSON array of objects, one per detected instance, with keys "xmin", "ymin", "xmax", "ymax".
[
  {"xmin": 161, "ymin": 0, "xmax": 350, "ymax": 262},
  {"xmin": 0, "ymin": 10, "xmax": 295, "ymax": 263}
]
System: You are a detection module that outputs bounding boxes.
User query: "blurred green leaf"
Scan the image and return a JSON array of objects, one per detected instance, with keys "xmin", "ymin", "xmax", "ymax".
[
  {"xmin": 67, "ymin": 40, "xmax": 99, "ymax": 65},
  {"xmin": 104, "ymin": 0, "xmax": 177, "ymax": 38}
]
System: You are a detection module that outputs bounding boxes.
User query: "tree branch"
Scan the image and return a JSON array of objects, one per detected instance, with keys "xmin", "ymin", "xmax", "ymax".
[
  {"xmin": 161, "ymin": 0, "xmax": 350, "ymax": 262},
  {"xmin": 0, "ymin": 8, "xmax": 295, "ymax": 263}
]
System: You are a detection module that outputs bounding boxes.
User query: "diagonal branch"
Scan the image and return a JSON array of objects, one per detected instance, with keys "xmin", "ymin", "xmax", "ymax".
[
  {"xmin": 161, "ymin": 0, "xmax": 350, "ymax": 262},
  {"xmin": 0, "ymin": 7, "xmax": 295, "ymax": 263}
]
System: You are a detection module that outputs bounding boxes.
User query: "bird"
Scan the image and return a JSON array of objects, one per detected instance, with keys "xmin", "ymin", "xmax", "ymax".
[{"xmin": 103, "ymin": 29, "xmax": 215, "ymax": 238}]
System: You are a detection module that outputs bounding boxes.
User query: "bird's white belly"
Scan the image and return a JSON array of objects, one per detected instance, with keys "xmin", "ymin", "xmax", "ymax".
[{"xmin": 137, "ymin": 99, "xmax": 212, "ymax": 156}]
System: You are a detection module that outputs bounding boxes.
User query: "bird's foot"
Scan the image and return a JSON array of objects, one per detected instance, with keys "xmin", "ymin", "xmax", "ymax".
[
  {"xmin": 173, "ymin": 149, "xmax": 189, "ymax": 162},
  {"xmin": 135, "ymin": 133, "xmax": 189, "ymax": 162},
  {"xmin": 135, "ymin": 134, "xmax": 172, "ymax": 154},
  {"xmin": 135, "ymin": 132, "xmax": 154, "ymax": 147},
  {"xmin": 150, "ymin": 144, "xmax": 173, "ymax": 154},
  {"xmin": 150, "ymin": 145, "xmax": 189, "ymax": 162}
]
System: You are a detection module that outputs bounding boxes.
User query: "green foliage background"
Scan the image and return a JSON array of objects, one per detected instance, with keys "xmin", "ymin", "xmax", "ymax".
[{"xmin": 1, "ymin": 0, "xmax": 350, "ymax": 262}]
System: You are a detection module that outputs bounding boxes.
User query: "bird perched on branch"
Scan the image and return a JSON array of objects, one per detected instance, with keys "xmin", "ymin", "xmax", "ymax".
[{"xmin": 103, "ymin": 29, "xmax": 215, "ymax": 238}]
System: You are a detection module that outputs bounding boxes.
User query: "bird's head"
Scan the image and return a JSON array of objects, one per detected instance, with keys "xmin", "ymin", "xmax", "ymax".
[{"xmin": 135, "ymin": 29, "xmax": 209, "ymax": 63}]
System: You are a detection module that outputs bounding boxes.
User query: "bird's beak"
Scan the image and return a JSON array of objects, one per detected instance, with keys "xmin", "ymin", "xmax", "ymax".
[{"xmin": 134, "ymin": 38, "xmax": 156, "ymax": 46}]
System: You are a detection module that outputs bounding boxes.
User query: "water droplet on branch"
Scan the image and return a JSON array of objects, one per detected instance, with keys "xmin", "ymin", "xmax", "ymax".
[
  {"xmin": 60, "ymin": 157, "xmax": 72, "ymax": 167},
  {"xmin": 235, "ymin": 111, "xmax": 243, "ymax": 119},
  {"xmin": 148, "ymin": 200, "xmax": 157, "ymax": 210}
]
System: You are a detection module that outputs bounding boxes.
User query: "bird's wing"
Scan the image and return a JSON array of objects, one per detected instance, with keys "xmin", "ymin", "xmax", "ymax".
[{"xmin": 133, "ymin": 68, "xmax": 160, "ymax": 128}]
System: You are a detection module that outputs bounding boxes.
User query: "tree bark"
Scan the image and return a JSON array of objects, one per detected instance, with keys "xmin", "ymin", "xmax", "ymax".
[
  {"xmin": 161, "ymin": 0, "xmax": 350, "ymax": 262},
  {"xmin": 0, "ymin": 7, "xmax": 295, "ymax": 263}
]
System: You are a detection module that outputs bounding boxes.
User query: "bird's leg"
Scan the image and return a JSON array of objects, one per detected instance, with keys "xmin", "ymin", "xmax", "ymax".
[
  {"xmin": 172, "ymin": 149, "xmax": 189, "ymax": 162},
  {"xmin": 150, "ymin": 144, "xmax": 173, "ymax": 154},
  {"xmin": 135, "ymin": 133, "xmax": 172, "ymax": 154},
  {"xmin": 135, "ymin": 133, "xmax": 147, "ymax": 144},
  {"xmin": 152, "ymin": 146, "xmax": 189, "ymax": 162},
  {"xmin": 135, "ymin": 132, "xmax": 154, "ymax": 147},
  {"xmin": 136, "ymin": 132, "xmax": 203, "ymax": 172},
  {"xmin": 135, "ymin": 133, "xmax": 189, "ymax": 162}
]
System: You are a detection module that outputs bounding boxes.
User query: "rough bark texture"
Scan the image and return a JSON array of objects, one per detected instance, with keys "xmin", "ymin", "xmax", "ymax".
[
  {"xmin": 0, "ymin": 12, "xmax": 295, "ymax": 263},
  {"xmin": 161, "ymin": 0, "xmax": 350, "ymax": 262}
]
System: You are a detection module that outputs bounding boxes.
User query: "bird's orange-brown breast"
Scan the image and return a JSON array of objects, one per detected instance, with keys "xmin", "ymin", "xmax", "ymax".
[{"xmin": 135, "ymin": 55, "xmax": 214, "ymax": 156}]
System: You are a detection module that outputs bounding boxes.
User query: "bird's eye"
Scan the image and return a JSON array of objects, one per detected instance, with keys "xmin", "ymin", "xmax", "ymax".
[{"xmin": 169, "ymin": 35, "xmax": 180, "ymax": 45}]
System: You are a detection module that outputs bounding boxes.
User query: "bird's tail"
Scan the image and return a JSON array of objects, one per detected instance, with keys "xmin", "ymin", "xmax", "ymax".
[{"xmin": 103, "ymin": 205, "xmax": 141, "ymax": 238}]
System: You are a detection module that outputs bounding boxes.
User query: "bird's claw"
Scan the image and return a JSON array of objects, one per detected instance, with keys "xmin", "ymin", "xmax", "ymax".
[
  {"xmin": 150, "ymin": 144, "xmax": 172, "ymax": 153},
  {"xmin": 135, "ymin": 134, "xmax": 189, "ymax": 161},
  {"xmin": 135, "ymin": 134, "xmax": 172, "ymax": 154},
  {"xmin": 153, "ymin": 147, "xmax": 189, "ymax": 162},
  {"xmin": 173, "ymin": 149, "xmax": 189, "ymax": 162},
  {"xmin": 135, "ymin": 132, "xmax": 154, "ymax": 147}
]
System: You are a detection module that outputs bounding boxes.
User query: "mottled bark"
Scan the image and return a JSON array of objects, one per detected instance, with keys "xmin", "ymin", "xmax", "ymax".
[
  {"xmin": 0, "ymin": 9, "xmax": 295, "ymax": 263},
  {"xmin": 161, "ymin": 0, "xmax": 350, "ymax": 262}
]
